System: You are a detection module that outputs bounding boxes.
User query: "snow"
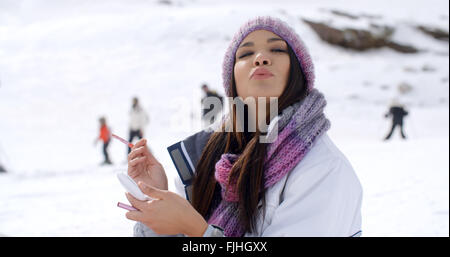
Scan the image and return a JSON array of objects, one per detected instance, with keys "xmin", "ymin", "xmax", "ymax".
[{"xmin": 0, "ymin": 0, "xmax": 448, "ymax": 236}]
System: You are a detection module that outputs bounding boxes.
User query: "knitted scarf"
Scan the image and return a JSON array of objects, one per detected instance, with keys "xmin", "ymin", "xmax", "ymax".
[{"xmin": 207, "ymin": 89, "xmax": 331, "ymax": 237}]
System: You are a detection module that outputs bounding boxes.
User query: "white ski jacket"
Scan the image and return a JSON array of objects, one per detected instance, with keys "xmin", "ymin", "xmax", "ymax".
[
  {"xmin": 134, "ymin": 131, "xmax": 363, "ymax": 237},
  {"xmin": 129, "ymin": 106, "xmax": 149, "ymax": 131}
]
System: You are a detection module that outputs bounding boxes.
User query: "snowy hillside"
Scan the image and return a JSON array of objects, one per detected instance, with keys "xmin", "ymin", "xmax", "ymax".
[{"xmin": 0, "ymin": 0, "xmax": 448, "ymax": 236}]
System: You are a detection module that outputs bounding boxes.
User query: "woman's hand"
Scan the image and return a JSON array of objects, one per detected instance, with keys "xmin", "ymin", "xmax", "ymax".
[
  {"xmin": 125, "ymin": 182, "xmax": 208, "ymax": 237},
  {"xmin": 127, "ymin": 139, "xmax": 168, "ymax": 190}
]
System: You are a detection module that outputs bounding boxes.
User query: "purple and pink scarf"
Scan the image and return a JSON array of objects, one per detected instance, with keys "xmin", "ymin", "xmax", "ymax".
[{"xmin": 207, "ymin": 89, "xmax": 330, "ymax": 237}]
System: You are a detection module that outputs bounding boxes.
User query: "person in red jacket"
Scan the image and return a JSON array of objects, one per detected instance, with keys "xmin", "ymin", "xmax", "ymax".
[{"xmin": 94, "ymin": 117, "xmax": 112, "ymax": 165}]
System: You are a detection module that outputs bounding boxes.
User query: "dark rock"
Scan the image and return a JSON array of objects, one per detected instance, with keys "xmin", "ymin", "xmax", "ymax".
[
  {"xmin": 417, "ymin": 25, "xmax": 449, "ymax": 42},
  {"xmin": 302, "ymin": 19, "xmax": 419, "ymax": 53},
  {"xmin": 302, "ymin": 19, "xmax": 383, "ymax": 50},
  {"xmin": 385, "ymin": 41, "xmax": 419, "ymax": 53},
  {"xmin": 330, "ymin": 10, "xmax": 359, "ymax": 20}
]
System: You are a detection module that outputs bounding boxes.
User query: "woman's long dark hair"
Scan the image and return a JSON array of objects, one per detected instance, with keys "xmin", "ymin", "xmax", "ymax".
[{"xmin": 191, "ymin": 43, "xmax": 308, "ymax": 234}]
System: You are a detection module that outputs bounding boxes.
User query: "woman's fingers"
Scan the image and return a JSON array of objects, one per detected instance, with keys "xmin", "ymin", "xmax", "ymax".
[
  {"xmin": 128, "ymin": 139, "xmax": 158, "ymax": 164},
  {"xmin": 125, "ymin": 192, "xmax": 146, "ymax": 210},
  {"xmin": 132, "ymin": 138, "xmax": 147, "ymax": 149},
  {"xmin": 138, "ymin": 181, "xmax": 165, "ymax": 200},
  {"xmin": 129, "ymin": 156, "xmax": 147, "ymax": 167},
  {"xmin": 128, "ymin": 146, "xmax": 147, "ymax": 162},
  {"xmin": 125, "ymin": 210, "xmax": 143, "ymax": 221}
]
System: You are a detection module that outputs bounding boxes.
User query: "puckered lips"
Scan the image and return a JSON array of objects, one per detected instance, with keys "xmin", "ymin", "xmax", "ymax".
[{"xmin": 250, "ymin": 67, "xmax": 274, "ymax": 80}]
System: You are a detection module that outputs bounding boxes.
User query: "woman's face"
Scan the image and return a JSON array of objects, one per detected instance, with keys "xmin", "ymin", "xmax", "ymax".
[{"xmin": 234, "ymin": 30, "xmax": 290, "ymax": 100}]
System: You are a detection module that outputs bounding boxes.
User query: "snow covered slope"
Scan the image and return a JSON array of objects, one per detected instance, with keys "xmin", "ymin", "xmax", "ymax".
[{"xmin": 0, "ymin": 0, "xmax": 448, "ymax": 236}]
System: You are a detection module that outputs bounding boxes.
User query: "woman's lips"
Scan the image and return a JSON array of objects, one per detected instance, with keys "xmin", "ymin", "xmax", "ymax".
[
  {"xmin": 252, "ymin": 73, "xmax": 274, "ymax": 80},
  {"xmin": 251, "ymin": 67, "xmax": 274, "ymax": 80}
]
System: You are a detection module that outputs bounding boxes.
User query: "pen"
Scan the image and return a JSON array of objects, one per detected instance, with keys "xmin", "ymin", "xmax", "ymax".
[
  {"xmin": 112, "ymin": 134, "xmax": 134, "ymax": 148},
  {"xmin": 117, "ymin": 202, "xmax": 138, "ymax": 211}
]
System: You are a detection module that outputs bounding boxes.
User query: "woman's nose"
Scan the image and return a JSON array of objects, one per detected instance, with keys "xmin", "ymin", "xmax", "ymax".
[{"xmin": 253, "ymin": 53, "xmax": 271, "ymax": 66}]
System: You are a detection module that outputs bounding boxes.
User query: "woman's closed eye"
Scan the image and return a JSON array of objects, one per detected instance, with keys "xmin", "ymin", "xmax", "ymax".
[
  {"xmin": 238, "ymin": 48, "xmax": 288, "ymax": 59},
  {"xmin": 271, "ymin": 48, "xmax": 287, "ymax": 53},
  {"xmin": 238, "ymin": 51, "xmax": 253, "ymax": 59}
]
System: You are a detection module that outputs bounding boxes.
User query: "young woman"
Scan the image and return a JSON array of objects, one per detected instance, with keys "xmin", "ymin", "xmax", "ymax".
[{"xmin": 124, "ymin": 16, "xmax": 363, "ymax": 237}]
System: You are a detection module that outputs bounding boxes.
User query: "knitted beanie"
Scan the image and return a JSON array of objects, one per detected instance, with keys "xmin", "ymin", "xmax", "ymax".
[{"xmin": 222, "ymin": 16, "xmax": 315, "ymax": 97}]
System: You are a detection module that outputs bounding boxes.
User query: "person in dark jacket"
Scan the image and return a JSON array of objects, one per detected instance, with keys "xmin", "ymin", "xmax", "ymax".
[{"xmin": 384, "ymin": 100, "xmax": 408, "ymax": 140}]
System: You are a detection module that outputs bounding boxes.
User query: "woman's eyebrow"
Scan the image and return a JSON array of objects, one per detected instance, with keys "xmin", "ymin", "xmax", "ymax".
[
  {"xmin": 239, "ymin": 41, "xmax": 254, "ymax": 48},
  {"xmin": 239, "ymin": 38, "xmax": 285, "ymax": 48},
  {"xmin": 267, "ymin": 37, "xmax": 284, "ymax": 43}
]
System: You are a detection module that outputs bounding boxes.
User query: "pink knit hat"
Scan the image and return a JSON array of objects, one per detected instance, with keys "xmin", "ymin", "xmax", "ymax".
[{"xmin": 222, "ymin": 16, "xmax": 315, "ymax": 97}]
